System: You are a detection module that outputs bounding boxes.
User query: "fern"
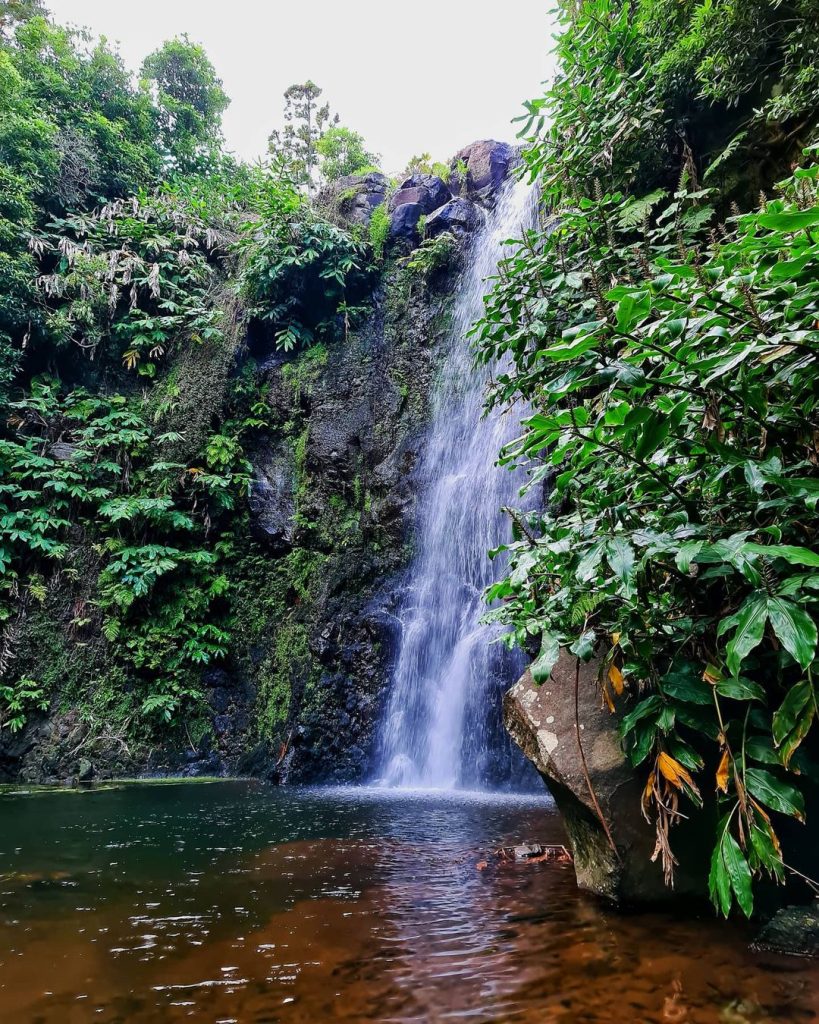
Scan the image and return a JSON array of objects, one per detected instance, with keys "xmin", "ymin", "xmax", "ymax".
[{"xmin": 616, "ymin": 189, "xmax": 667, "ymax": 230}]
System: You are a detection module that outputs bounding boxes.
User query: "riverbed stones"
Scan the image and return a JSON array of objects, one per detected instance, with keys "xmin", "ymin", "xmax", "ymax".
[{"xmin": 504, "ymin": 657, "xmax": 707, "ymax": 903}]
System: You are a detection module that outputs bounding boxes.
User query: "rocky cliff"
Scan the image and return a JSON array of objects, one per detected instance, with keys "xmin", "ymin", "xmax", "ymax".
[{"xmin": 0, "ymin": 142, "xmax": 516, "ymax": 785}]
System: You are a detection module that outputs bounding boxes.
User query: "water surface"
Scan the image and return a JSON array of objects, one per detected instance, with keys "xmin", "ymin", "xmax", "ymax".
[{"xmin": 1, "ymin": 781, "xmax": 817, "ymax": 1023}]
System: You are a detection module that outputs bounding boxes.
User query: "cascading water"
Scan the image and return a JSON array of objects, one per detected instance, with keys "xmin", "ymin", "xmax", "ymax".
[{"xmin": 376, "ymin": 177, "xmax": 537, "ymax": 791}]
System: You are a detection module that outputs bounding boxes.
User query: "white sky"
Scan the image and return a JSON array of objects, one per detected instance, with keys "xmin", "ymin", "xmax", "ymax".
[{"xmin": 45, "ymin": 0, "xmax": 556, "ymax": 175}]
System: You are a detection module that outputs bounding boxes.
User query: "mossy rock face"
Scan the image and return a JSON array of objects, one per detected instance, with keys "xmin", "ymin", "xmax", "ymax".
[{"xmin": 1, "ymin": 256, "xmax": 455, "ymax": 785}]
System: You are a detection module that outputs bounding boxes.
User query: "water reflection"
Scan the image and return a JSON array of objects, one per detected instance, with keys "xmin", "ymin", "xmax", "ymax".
[{"xmin": 0, "ymin": 782, "xmax": 817, "ymax": 1022}]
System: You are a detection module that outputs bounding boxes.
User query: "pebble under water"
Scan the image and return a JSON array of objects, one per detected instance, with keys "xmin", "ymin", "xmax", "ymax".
[{"xmin": 0, "ymin": 780, "xmax": 818, "ymax": 1023}]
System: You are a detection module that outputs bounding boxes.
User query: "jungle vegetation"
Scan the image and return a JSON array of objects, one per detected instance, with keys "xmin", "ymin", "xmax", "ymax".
[
  {"xmin": 476, "ymin": 0, "xmax": 819, "ymax": 916},
  {"xmin": 0, "ymin": 3, "xmax": 379, "ymax": 736}
]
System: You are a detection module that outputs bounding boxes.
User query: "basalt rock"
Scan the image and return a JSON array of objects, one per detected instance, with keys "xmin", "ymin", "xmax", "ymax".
[
  {"xmin": 248, "ymin": 438, "xmax": 297, "ymax": 553},
  {"xmin": 388, "ymin": 201, "xmax": 425, "ymax": 245},
  {"xmin": 319, "ymin": 171, "xmax": 388, "ymax": 227},
  {"xmin": 504, "ymin": 657, "xmax": 708, "ymax": 903},
  {"xmin": 453, "ymin": 139, "xmax": 516, "ymax": 200},
  {"xmin": 389, "ymin": 173, "xmax": 451, "ymax": 214},
  {"xmin": 425, "ymin": 197, "xmax": 483, "ymax": 238}
]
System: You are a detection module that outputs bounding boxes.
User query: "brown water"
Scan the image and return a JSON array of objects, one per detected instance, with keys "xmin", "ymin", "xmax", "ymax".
[{"xmin": 0, "ymin": 781, "xmax": 817, "ymax": 1023}]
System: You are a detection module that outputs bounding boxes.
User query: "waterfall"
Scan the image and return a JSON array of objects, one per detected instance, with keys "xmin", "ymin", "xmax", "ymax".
[{"xmin": 375, "ymin": 177, "xmax": 537, "ymax": 791}]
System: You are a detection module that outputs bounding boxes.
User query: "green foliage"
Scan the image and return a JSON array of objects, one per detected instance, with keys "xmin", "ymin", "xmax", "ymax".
[
  {"xmin": 317, "ymin": 125, "xmax": 379, "ymax": 182},
  {"xmin": 0, "ymin": 676, "xmax": 47, "ymax": 732},
  {"xmin": 141, "ymin": 36, "xmax": 229, "ymax": 171},
  {"xmin": 237, "ymin": 175, "xmax": 369, "ymax": 351},
  {"xmin": 477, "ymin": 0, "xmax": 819, "ymax": 916},
  {"xmin": 402, "ymin": 231, "xmax": 457, "ymax": 278},
  {"xmin": 368, "ymin": 202, "xmax": 390, "ymax": 262},
  {"xmin": 268, "ymin": 80, "xmax": 338, "ymax": 192}
]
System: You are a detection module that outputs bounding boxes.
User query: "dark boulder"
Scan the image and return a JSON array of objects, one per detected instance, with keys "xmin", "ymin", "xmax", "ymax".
[
  {"xmin": 389, "ymin": 173, "xmax": 451, "ymax": 214},
  {"xmin": 388, "ymin": 201, "xmax": 425, "ymax": 244},
  {"xmin": 425, "ymin": 197, "xmax": 483, "ymax": 238},
  {"xmin": 452, "ymin": 139, "xmax": 516, "ymax": 199}
]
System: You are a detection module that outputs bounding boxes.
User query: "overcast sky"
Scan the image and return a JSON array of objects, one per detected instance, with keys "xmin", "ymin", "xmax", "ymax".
[{"xmin": 46, "ymin": 0, "xmax": 556, "ymax": 174}]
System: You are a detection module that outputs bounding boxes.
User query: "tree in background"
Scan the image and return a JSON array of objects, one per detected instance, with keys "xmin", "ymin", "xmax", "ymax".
[
  {"xmin": 141, "ymin": 36, "xmax": 229, "ymax": 171},
  {"xmin": 268, "ymin": 80, "xmax": 338, "ymax": 191},
  {"xmin": 316, "ymin": 125, "xmax": 378, "ymax": 182}
]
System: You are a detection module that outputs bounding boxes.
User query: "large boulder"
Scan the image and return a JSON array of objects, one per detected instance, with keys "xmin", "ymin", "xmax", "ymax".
[
  {"xmin": 453, "ymin": 139, "xmax": 516, "ymax": 200},
  {"xmin": 320, "ymin": 171, "xmax": 388, "ymax": 227},
  {"xmin": 389, "ymin": 173, "xmax": 451, "ymax": 214},
  {"xmin": 388, "ymin": 201, "xmax": 425, "ymax": 245},
  {"xmin": 425, "ymin": 197, "xmax": 483, "ymax": 238},
  {"xmin": 504, "ymin": 656, "xmax": 707, "ymax": 903}
]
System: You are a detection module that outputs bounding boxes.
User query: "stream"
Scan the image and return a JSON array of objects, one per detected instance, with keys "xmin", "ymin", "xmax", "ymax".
[{"xmin": 2, "ymin": 780, "xmax": 818, "ymax": 1023}]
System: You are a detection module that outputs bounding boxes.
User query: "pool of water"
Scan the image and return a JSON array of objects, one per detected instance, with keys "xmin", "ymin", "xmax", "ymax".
[{"xmin": 0, "ymin": 780, "xmax": 817, "ymax": 1023}]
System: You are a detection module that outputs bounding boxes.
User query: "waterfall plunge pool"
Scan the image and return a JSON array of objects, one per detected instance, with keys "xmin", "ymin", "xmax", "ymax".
[{"xmin": 1, "ymin": 779, "xmax": 818, "ymax": 1022}]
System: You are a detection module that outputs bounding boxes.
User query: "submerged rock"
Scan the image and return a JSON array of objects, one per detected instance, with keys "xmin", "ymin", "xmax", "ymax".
[
  {"xmin": 504, "ymin": 658, "xmax": 707, "ymax": 903},
  {"xmin": 754, "ymin": 904, "xmax": 819, "ymax": 957}
]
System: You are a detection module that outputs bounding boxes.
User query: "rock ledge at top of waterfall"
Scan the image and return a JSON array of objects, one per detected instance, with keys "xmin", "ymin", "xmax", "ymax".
[{"xmin": 318, "ymin": 140, "xmax": 517, "ymax": 248}]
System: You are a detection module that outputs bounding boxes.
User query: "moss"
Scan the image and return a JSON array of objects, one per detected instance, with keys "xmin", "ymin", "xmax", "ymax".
[
  {"xmin": 280, "ymin": 343, "xmax": 328, "ymax": 403},
  {"xmin": 368, "ymin": 202, "xmax": 390, "ymax": 262}
]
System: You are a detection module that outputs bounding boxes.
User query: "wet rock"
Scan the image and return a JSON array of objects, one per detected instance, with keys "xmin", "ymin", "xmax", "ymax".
[
  {"xmin": 425, "ymin": 198, "xmax": 483, "ymax": 238},
  {"xmin": 77, "ymin": 758, "xmax": 94, "ymax": 782},
  {"xmin": 50, "ymin": 442, "xmax": 78, "ymax": 461},
  {"xmin": 388, "ymin": 201, "xmax": 425, "ymax": 244},
  {"xmin": 389, "ymin": 173, "xmax": 451, "ymax": 214},
  {"xmin": 504, "ymin": 658, "xmax": 707, "ymax": 902},
  {"xmin": 452, "ymin": 139, "xmax": 516, "ymax": 200},
  {"xmin": 248, "ymin": 439, "xmax": 296, "ymax": 553},
  {"xmin": 319, "ymin": 171, "xmax": 388, "ymax": 226},
  {"xmin": 754, "ymin": 904, "xmax": 819, "ymax": 957}
]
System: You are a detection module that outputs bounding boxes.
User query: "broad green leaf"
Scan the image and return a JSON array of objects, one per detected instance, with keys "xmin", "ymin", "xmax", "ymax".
[
  {"xmin": 745, "ymin": 543, "xmax": 819, "ymax": 568},
  {"xmin": 725, "ymin": 595, "xmax": 768, "ymax": 676},
  {"xmin": 532, "ymin": 633, "xmax": 561, "ymax": 684},
  {"xmin": 772, "ymin": 680, "xmax": 814, "ymax": 746},
  {"xmin": 662, "ymin": 664, "xmax": 712, "ymax": 705},
  {"xmin": 721, "ymin": 830, "xmax": 754, "ymax": 918},
  {"xmin": 766, "ymin": 597, "xmax": 817, "ymax": 669},
  {"xmin": 745, "ymin": 767, "xmax": 805, "ymax": 821},
  {"xmin": 758, "ymin": 209, "xmax": 819, "ymax": 231},
  {"xmin": 709, "ymin": 836, "xmax": 732, "ymax": 917}
]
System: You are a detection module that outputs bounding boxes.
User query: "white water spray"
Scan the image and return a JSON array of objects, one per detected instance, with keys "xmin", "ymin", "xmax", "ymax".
[{"xmin": 376, "ymin": 178, "xmax": 537, "ymax": 790}]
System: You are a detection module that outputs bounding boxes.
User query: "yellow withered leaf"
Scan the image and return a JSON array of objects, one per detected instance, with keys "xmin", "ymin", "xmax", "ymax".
[
  {"xmin": 658, "ymin": 752, "xmax": 696, "ymax": 792},
  {"xmin": 703, "ymin": 664, "xmax": 722, "ymax": 685},
  {"xmin": 608, "ymin": 663, "xmax": 624, "ymax": 695},
  {"xmin": 611, "ymin": 632, "xmax": 621, "ymax": 646},
  {"xmin": 716, "ymin": 749, "xmax": 730, "ymax": 793}
]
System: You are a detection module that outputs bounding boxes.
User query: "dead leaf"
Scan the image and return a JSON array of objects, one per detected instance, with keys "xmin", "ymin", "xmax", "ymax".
[
  {"xmin": 608, "ymin": 663, "xmax": 624, "ymax": 695},
  {"xmin": 716, "ymin": 749, "xmax": 730, "ymax": 793}
]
